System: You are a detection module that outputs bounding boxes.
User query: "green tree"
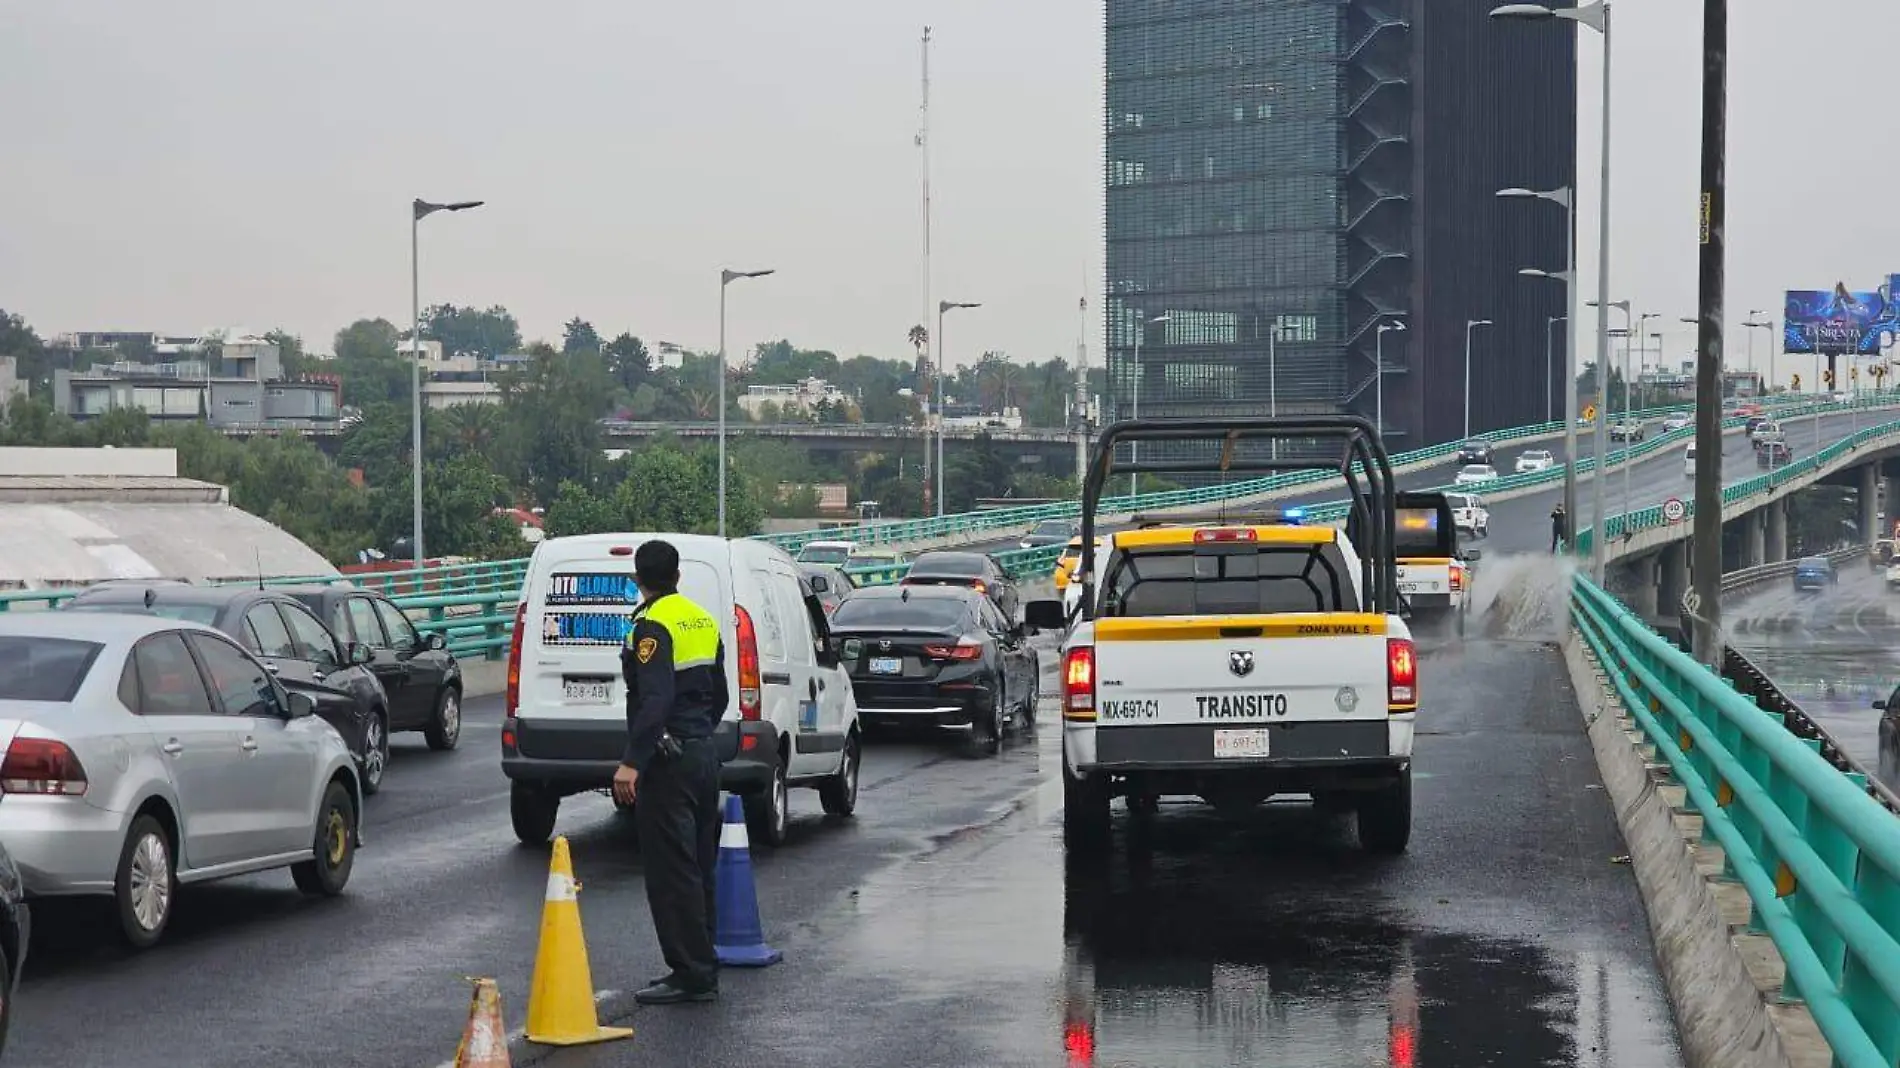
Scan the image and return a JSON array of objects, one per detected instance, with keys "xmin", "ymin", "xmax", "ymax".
[
  {"xmin": 338, "ymin": 402, "xmax": 429, "ymax": 488},
  {"xmin": 748, "ymin": 340, "xmax": 840, "ymax": 384},
  {"xmin": 265, "ymin": 329, "xmax": 319, "ymax": 379},
  {"xmin": 0, "ymin": 309, "xmax": 49, "ymax": 394},
  {"xmin": 371, "ymin": 452, "xmax": 519, "ymax": 559},
  {"xmin": 544, "ymin": 479, "xmax": 623, "ymax": 538},
  {"xmin": 332, "ymin": 318, "xmax": 409, "ymax": 408},
  {"xmin": 496, "ymin": 345, "xmax": 612, "ymax": 506},
  {"xmin": 422, "ymin": 304, "xmax": 522, "ymax": 361},
  {"xmin": 943, "ymin": 432, "xmax": 1013, "ymax": 513},
  {"xmin": 603, "ymin": 333, "xmax": 653, "ymax": 397},
  {"xmin": 562, "ymin": 317, "xmax": 602, "ymax": 355},
  {"xmin": 334, "ymin": 318, "xmax": 401, "ymax": 362}
]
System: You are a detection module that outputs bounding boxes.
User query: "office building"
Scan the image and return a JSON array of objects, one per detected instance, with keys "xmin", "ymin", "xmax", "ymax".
[
  {"xmin": 1104, "ymin": 0, "xmax": 1574, "ymax": 451},
  {"xmin": 52, "ymin": 335, "xmax": 342, "ymax": 433}
]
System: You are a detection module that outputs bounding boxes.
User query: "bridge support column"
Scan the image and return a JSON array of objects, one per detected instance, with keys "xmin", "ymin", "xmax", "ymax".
[
  {"xmin": 1743, "ymin": 509, "xmax": 1765, "ymax": 568},
  {"xmin": 1656, "ymin": 542, "xmax": 1688, "ymax": 617},
  {"xmin": 1764, "ymin": 497, "xmax": 1788, "ymax": 563},
  {"xmin": 1861, "ymin": 463, "xmax": 1881, "ymax": 545},
  {"xmin": 1624, "ymin": 558, "xmax": 1658, "ymax": 618}
]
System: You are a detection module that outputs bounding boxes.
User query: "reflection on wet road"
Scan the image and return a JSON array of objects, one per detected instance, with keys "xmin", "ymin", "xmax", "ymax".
[
  {"xmin": 1719, "ymin": 571, "xmax": 1900, "ymax": 788},
  {"xmin": 533, "ymin": 627, "xmax": 1680, "ymax": 1068}
]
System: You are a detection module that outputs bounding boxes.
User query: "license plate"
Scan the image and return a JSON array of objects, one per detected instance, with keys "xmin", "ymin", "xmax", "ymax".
[
  {"xmin": 562, "ymin": 678, "xmax": 612, "ymax": 703},
  {"xmin": 869, "ymin": 657, "xmax": 903, "ymax": 675},
  {"xmin": 1398, "ymin": 580, "xmax": 1422, "ymax": 593},
  {"xmin": 1214, "ymin": 728, "xmax": 1271, "ymax": 759}
]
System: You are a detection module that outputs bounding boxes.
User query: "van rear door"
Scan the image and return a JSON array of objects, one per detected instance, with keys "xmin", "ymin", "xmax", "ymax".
[{"xmin": 518, "ymin": 544, "xmax": 728, "ymax": 727}]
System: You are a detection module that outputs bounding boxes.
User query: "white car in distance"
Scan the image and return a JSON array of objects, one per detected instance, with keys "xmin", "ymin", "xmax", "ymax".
[
  {"xmin": 1662, "ymin": 415, "xmax": 1691, "ymax": 432},
  {"xmin": 1453, "ymin": 464, "xmax": 1499, "ymax": 487},
  {"xmin": 1513, "ymin": 449, "xmax": 1555, "ymax": 474}
]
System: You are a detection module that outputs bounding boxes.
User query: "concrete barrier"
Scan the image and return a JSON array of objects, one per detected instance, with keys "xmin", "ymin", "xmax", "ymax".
[{"xmin": 1562, "ymin": 631, "xmax": 1828, "ymax": 1068}]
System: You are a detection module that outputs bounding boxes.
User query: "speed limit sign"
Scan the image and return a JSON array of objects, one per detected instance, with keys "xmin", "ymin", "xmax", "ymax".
[{"xmin": 1662, "ymin": 497, "xmax": 1687, "ymax": 523}]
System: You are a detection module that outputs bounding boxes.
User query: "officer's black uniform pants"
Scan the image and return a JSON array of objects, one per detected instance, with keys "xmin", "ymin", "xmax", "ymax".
[{"xmin": 635, "ymin": 738, "xmax": 721, "ymax": 990}]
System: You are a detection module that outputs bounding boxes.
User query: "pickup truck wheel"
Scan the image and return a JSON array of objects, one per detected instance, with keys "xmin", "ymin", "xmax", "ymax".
[
  {"xmin": 510, "ymin": 782, "xmax": 559, "ymax": 845},
  {"xmin": 1357, "ymin": 771, "xmax": 1412, "ymax": 855},
  {"xmin": 1063, "ymin": 764, "xmax": 1110, "ymax": 851}
]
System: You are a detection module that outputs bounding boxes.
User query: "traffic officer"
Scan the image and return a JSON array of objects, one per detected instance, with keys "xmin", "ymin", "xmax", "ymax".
[
  {"xmin": 610, "ymin": 539, "xmax": 728, "ymax": 1005},
  {"xmin": 1550, "ymin": 503, "xmax": 1568, "ymax": 553}
]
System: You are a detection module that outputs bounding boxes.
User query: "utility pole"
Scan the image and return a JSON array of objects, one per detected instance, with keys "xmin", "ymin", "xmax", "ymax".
[
  {"xmin": 1689, "ymin": 0, "xmax": 1727, "ymax": 667},
  {"xmin": 917, "ymin": 26, "xmax": 934, "ymax": 516}
]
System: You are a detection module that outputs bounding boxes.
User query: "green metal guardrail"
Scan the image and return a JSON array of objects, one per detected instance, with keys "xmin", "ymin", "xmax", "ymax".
[
  {"xmin": 1571, "ymin": 575, "xmax": 1900, "ymax": 1067},
  {"xmin": 1576, "ymin": 408, "xmax": 1900, "ymax": 554}
]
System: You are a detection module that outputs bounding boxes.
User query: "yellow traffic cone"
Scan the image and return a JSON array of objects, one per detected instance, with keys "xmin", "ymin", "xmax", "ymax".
[
  {"xmin": 524, "ymin": 836, "xmax": 635, "ymax": 1047},
  {"xmin": 453, "ymin": 977, "xmax": 512, "ymax": 1068}
]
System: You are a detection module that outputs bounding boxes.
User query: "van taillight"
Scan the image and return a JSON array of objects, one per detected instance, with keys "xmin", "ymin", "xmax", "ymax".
[
  {"xmin": 735, "ymin": 605, "xmax": 763, "ymax": 720},
  {"xmin": 1062, "ymin": 647, "xmax": 1096, "ymax": 720},
  {"xmin": 1387, "ymin": 638, "xmax": 1417, "ymax": 708},
  {"xmin": 505, "ymin": 601, "xmax": 528, "ymax": 716},
  {"xmin": 1, "ymin": 737, "xmax": 88, "ymax": 795}
]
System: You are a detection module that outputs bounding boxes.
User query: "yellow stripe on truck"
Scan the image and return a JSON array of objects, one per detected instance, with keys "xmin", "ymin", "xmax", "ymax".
[
  {"xmin": 1111, "ymin": 526, "xmax": 1337, "ymax": 549},
  {"xmin": 1398, "ymin": 556, "xmax": 1454, "ymax": 565},
  {"xmin": 1094, "ymin": 613, "xmax": 1388, "ymax": 641}
]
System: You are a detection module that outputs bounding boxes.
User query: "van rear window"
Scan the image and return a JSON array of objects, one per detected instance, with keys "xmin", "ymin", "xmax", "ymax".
[{"xmin": 1101, "ymin": 544, "xmax": 1360, "ymax": 617}]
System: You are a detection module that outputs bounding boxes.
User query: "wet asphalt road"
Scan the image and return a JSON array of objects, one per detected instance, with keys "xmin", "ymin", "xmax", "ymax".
[
  {"xmin": 1714, "ymin": 573, "xmax": 1900, "ymax": 790},
  {"xmin": 28, "ymin": 413, "xmax": 1886, "ymax": 1066},
  {"xmin": 13, "ymin": 609, "xmax": 1688, "ymax": 1067}
]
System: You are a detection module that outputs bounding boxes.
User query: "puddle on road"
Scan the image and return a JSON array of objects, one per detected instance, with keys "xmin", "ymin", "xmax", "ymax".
[{"xmin": 807, "ymin": 787, "xmax": 1675, "ymax": 1068}]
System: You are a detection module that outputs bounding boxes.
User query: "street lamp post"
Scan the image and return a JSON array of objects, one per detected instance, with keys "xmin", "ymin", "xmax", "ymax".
[
  {"xmin": 1376, "ymin": 319, "xmax": 1407, "ymax": 436},
  {"xmin": 1492, "ymin": 0, "xmax": 1613, "ymax": 583},
  {"xmin": 1129, "ymin": 313, "xmax": 1172, "ymax": 497},
  {"xmin": 936, "ymin": 300, "xmax": 981, "ymax": 515},
  {"xmin": 410, "ymin": 197, "xmax": 484, "ymax": 572},
  {"xmin": 1502, "ymin": 181, "xmax": 1579, "ymax": 543},
  {"xmin": 1742, "ymin": 310, "xmax": 1773, "ymax": 395},
  {"xmin": 1546, "ymin": 315, "xmax": 1568, "ymax": 423},
  {"xmin": 1590, "ymin": 299, "xmax": 1632, "ymax": 541},
  {"xmin": 1463, "ymin": 319, "xmax": 1494, "ymax": 439},
  {"xmin": 719, "ymin": 268, "xmax": 776, "ymax": 537}
]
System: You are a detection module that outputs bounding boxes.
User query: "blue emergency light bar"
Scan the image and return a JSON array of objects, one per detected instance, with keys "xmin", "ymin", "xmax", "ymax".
[{"xmin": 1281, "ymin": 507, "xmax": 1306, "ymax": 524}]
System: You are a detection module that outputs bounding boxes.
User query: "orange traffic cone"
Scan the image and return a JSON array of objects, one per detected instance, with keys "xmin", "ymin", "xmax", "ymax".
[
  {"xmin": 453, "ymin": 977, "xmax": 512, "ymax": 1068},
  {"xmin": 524, "ymin": 836, "xmax": 635, "ymax": 1047}
]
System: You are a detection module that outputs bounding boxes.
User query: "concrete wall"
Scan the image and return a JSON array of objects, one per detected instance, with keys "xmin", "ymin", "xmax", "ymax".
[{"xmin": 0, "ymin": 446, "xmax": 178, "ymax": 477}]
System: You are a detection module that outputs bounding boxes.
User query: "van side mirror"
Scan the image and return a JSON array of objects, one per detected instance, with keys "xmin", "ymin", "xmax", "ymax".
[
  {"xmin": 346, "ymin": 642, "xmax": 374, "ymax": 666},
  {"xmin": 425, "ymin": 632, "xmax": 447, "ymax": 652},
  {"xmin": 286, "ymin": 691, "xmax": 316, "ymax": 719},
  {"xmin": 1874, "ymin": 698, "xmax": 1887, "ymax": 710},
  {"xmin": 1024, "ymin": 599, "xmax": 1066, "ymax": 631},
  {"xmin": 809, "ymin": 575, "xmax": 830, "ymax": 594}
]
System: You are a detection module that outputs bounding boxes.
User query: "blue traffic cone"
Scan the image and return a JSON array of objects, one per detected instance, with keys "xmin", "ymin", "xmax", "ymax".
[{"xmin": 713, "ymin": 794, "xmax": 784, "ymax": 967}]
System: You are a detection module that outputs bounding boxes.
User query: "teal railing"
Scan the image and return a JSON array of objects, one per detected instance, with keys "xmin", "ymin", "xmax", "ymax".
[
  {"xmin": 1571, "ymin": 576, "xmax": 1900, "ymax": 1066},
  {"xmin": 1576, "ymin": 409, "xmax": 1900, "ymax": 554}
]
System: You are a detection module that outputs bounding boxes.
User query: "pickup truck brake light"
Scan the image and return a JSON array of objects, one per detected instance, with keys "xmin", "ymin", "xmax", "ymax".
[
  {"xmin": 1193, "ymin": 528, "xmax": 1258, "ymax": 543},
  {"xmin": 1062, "ymin": 646, "xmax": 1096, "ymax": 719},
  {"xmin": 1387, "ymin": 638, "xmax": 1417, "ymax": 707},
  {"xmin": 1448, "ymin": 566, "xmax": 1464, "ymax": 593}
]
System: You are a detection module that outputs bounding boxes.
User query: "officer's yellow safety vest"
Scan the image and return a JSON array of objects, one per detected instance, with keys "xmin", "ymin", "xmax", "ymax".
[{"xmin": 631, "ymin": 593, "xmax": 721, "ymax": 670}]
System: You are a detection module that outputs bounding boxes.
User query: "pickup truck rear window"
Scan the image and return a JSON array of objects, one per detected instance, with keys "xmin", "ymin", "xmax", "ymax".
[{"xmin": 1100, "ymin": 544, "xmax": 1360, "ymax": 617}]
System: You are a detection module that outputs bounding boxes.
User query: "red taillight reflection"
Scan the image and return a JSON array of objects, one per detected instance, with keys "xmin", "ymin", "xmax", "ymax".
[
  {"xmin": 1390, "ymin": 1023, "xmax": 1417, "ymax": 1067},
  {"xmin": 1063, "ymin": 1019, "xmax": 1095, "ymax": 1064}
]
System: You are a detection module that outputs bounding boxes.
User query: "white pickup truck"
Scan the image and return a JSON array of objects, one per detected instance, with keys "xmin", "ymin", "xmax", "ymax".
[{"xmin": 1026, "ymin": 415, "xmax": 1419, "ymax": 856}]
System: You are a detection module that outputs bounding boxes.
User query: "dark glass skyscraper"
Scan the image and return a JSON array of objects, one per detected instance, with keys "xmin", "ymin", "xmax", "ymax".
[{"xmin": 1105, "ymin": 0, "xmax": 1575, "ymax": 451}]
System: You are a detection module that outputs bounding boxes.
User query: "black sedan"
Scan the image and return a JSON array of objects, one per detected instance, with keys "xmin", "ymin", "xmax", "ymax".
[
  {"xmin": 281, "ymin": 585, "xmax": 463, "ymax": 750},
  {"xmin": 902, "ymin": 550, "xmax": 1022, "ymax": 623},
  {"xmin": 1020, "ymin": 519, "xmax": 1079, "ymax": 550},
  {"xmin": 1454, "ymin": 438, "xmax": 1493, "ymax": 465},
  {"xmin": 60, "ymin": 585, "xmax": 393, "ymax": 793},
  {"xmin": 830, "ymin": 585, "xmax": 1038, "ymax": 755}
]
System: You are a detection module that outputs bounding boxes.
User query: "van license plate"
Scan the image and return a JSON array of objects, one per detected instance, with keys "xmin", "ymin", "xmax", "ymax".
[
  {"xmin": 869, "ymin": 657, "xmax": 903, "ymax": 675},
  {"xmin": 1213, "ymin": 729, "xmax": 1271, "ymax": 759},
  {"xmin": 563, "ymin": 678, "xmax": 612, "ymax": 703}
]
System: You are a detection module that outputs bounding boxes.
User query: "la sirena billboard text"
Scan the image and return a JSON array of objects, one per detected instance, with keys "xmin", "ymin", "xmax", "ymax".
[{"xmin": 1783, "ymin": 286, "xmax": 1893, "ymax": 355}]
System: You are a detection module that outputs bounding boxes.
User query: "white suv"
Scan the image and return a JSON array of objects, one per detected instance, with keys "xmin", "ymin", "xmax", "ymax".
[{"xmin": 1513, "ymin": 449, "xmax": 1555, "ymax": 474}]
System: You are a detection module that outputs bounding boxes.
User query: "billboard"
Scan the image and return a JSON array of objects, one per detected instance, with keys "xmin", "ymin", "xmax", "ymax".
[{"xmin": 1783, "ymin": 285, "xmax": 1894, "ymax": 355}]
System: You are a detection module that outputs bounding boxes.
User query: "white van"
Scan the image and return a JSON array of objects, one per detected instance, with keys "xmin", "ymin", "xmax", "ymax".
[
  {"xmin": 1684, "ymin": 442, "xmax": 1696, "ymax": 479},
  {"xmin": 502, "ymin": 532, "xmax": 861, "ymax": 848}
]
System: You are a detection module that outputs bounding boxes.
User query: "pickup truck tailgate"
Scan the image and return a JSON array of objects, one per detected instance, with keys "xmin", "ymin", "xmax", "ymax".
[{"xmin": 1090, "ymin": 614, "xmax": 1397, "ymax": 766}]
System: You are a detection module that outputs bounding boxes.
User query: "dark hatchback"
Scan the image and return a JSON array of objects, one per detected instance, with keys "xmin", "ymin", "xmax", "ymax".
[
  {"xmin": 1792, "ymin": 556, "xmax": 1837, "ymax": 591},
  {"xmin": 60, "ymin": 585, "xmax": 393, "ymax": 793},
  {"xmin": 831, "ymin": 585, "xmax": 1039, "ymax": 755},
  {"xmin": 1454, "ymin": 438, "xmax": 1493, "ymax": 464},
  {"xmin": 280, "ymin": 586, "xmax": 463, "ymax": 751},
  {"xmin": 902, "ymin": 550, "xmax": 1022, "ymax": 623}
]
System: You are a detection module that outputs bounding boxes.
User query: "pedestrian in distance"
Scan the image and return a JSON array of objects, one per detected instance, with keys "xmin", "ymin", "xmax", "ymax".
[
  {"xmin": 1550, "ymin": 503, "xmax": 1568, "ymax": 554},
  {"xmin": 611, "ymin": 539, "xmax": 728, "ymax": 1005}
]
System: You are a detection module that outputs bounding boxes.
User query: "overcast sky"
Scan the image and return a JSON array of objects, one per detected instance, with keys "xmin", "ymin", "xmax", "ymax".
[{"xmin": 0, "ymin": 2, "xmax": 1892, "ymax": 384}]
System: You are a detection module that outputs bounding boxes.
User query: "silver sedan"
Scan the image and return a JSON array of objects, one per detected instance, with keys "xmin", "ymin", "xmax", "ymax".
[{"xmin": 0, "ymin": 612, "xmax": 362, "ymax": 948}]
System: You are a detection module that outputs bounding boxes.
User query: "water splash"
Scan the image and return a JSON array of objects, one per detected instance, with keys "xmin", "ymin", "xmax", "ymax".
[{"xmin": 1473, "ymin": 553, "xmax": 1579, "ymax": 641}]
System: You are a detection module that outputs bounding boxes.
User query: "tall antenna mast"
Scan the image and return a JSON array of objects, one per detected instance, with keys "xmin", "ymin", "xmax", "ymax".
[{"xmin": 918, "ymin": 26, "xmax": 934, "ymax": 511}]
